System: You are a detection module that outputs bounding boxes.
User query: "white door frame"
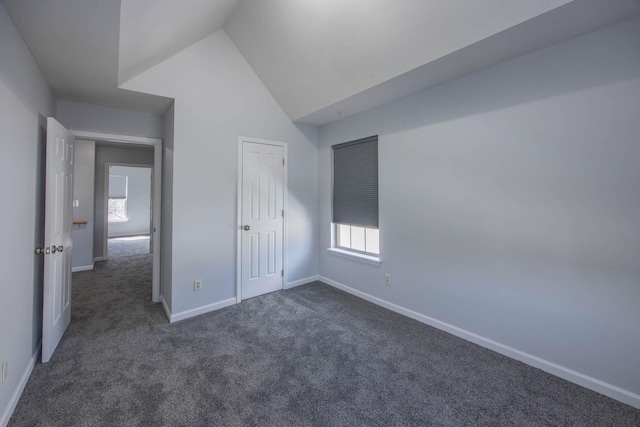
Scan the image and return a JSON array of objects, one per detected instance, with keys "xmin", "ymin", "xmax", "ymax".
[
  {"xmin": 236, "ymin": 136, "xmax": 288, "ymax": 303},
  {"xmin": 104, "ymin": 162, "xmax": 153, "ymax": 241},
  {"xmin": 71, "ymin": 130, "xmax": 162, "ymax": 303}
]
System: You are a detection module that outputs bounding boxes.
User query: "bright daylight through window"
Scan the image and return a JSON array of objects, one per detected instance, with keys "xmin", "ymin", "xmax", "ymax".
[
  {"xmin": 108, "ymin": 199, "xmax": 127, "ymax": 222},
  {"xmin": 108, "ymin": 175, "xmax": 128, "ymax": 222},
  {"xmin": 332, "ymin": 136, "xmax": 379, "ymax": 257}
]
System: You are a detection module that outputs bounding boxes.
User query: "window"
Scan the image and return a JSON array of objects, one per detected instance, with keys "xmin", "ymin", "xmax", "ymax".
[
  {"xmin": 336, "ymin": 224, "xmax": 379, "ymax": 255},
  {"xmin": 108, "ymin": 175, "xmax": 128, "ymax": 222},
  {"xmin": 332, "ymin": 136, "xmax": 379, "ymax": 259},
  {"xmin": 108, "ymin": 198, "xmax": 127, "ymax": 222}
]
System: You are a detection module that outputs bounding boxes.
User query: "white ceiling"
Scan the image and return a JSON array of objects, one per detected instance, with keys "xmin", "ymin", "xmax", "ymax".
[
  {"xmin": 2, "ymin": 0, "xmax": 167, "ymax": 113},
  {"xmin": 118, "ymin": 0, "xmax": 241, "ymax": 86},
  {"xmin": 224, "ymin": 0, "xmax": 567, "ymax": 121},
  {"xmin": 2, "ymin": 0, "xmax": 238, "ymax": 114},
  {"xmin": 225, "ymin": 0, "xmax": 640, "ymax": 125},
  {"xmin": 3, "ymin": 0, "xmax": 640, "ymax": 121}
]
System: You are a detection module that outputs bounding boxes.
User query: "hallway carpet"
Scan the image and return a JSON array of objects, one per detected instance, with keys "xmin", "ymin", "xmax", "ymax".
[{"xmin": 9, "ymin": 239, "xmax": 640, "ymax": 426}]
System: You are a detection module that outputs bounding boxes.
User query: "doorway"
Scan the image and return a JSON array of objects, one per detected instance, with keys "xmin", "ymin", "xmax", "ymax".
[
  {"xmin": 106, "ymin": 164, "xmax": 153, "ymax": 248},
  {"xmin": 71, "ymin": 130, "xmax": 162, "ymax": 303},
  {"xmin": 236, "ymin": 137, "xmax": 288, "ymax": 302},
  {"xmin": 106, "ymin": 164, "xmax": 153, "ymax": 269}
]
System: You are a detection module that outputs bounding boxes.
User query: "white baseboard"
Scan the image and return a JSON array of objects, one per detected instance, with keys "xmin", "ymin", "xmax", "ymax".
[
  {"xmin": 93, "ymin": 257, "xmax": 106, "ymax": 262},
  {"xmin": 318, "ymin": 275, "xmax": 640, "ymax": 410},
  {"xmin": 285, "ymin": 275, "xmax": 320, "ymax": 290},
  {"xmin": 169, "ymin": 298, "xmax": 237, "ymax": 323},
  {"xmin": 72, "ymin": 263, "xmax": 93, "ymax": 273},
  {"xmin": 160, "ymin": 295, "xmax": 171, "ymax": 323},
  {"xmin": 0, "ymin": 341, "xmax": 41, "ymax": 427}
]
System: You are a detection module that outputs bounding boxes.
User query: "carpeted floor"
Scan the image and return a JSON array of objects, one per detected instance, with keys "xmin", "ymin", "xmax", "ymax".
[{"xmin": 9, "ymin": 238, "xmax": 640, "ymax": 426}]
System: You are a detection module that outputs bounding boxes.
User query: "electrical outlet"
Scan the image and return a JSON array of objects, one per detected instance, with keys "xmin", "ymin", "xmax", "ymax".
[
  {"xmin": 2, "ymin": 359, "xmax": 7, "ymax": 384},
  {"xmin": 194, "ymin": 279, "xmax": 202, "ymax": 291},
  {"xmin": 384, "ymin": 274, "xmax": 391, "ymax": 286}
]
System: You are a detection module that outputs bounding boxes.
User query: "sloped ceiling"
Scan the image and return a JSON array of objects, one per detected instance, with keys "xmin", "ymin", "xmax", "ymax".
[
  {"xmin": 2, "ymin": 0, "xmax": 170, "ymax": 113},
  {"xmin": 224, "ymin": 0, "xmax": 640, "ymax": 125},
  {"xmin": 118, "ymin": 0, "xmax": 241, "ymax": 85},
  {"xmin": 3, "ymin": 0, "xmax": 239, "ymax": 113},
  {"xmin": 3, "ymin": 0, "xmax": 640, "ymax": 120}
]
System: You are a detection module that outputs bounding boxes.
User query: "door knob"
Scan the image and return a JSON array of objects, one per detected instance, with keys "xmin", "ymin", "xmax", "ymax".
[
  {"xmin": 35, "ymin": 247, "xmax": 44, "ymax": 255},
  {"xmin": 243, "ymin": 225, "xmax": 250, "ymax": 231}
]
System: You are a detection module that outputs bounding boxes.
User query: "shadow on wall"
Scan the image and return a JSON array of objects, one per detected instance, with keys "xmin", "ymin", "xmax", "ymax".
[{"xmin": 326, "ymin": 17, "xmax": 640, "ymax": 138}]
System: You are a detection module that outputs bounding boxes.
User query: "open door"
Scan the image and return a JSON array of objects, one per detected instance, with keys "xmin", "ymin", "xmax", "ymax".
[{"xmin": 41, "ymin": 117, "xmax": 74, "ymax": 363}]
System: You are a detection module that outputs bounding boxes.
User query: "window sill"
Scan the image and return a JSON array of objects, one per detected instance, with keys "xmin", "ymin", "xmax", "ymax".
[
  {"xmin": 108, "ymin": 219, "xmax": 129, "ymax": 223},
  {"xmin": 327, "ymin": 248, "xmax": 381, "ymax": 266}
]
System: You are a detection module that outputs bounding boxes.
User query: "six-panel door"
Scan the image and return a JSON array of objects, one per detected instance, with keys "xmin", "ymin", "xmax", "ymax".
[{"xmin": 241, "ymin": 141, "xmax": 284, "ymax": 300}]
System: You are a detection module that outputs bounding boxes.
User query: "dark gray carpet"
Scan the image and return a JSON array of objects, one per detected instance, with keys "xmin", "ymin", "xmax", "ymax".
[{"xmin": 9, "ymin": 238, "xmax": 640, "ymax": 426}]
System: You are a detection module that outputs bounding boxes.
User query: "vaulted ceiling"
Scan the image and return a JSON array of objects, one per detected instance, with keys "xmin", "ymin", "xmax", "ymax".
[{"xmin": 4, "ymin": 0, "xmax": 640, "ymax": 123}]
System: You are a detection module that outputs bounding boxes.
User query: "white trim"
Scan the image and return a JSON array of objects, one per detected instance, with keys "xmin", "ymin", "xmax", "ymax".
[
  {"xmin": 169, "ymin": 298, "xmax": 237, "ymax": 323},
  {"xmin": 107, "ymin": 217, "xmax": 129, "ymax": 223},
  {"xmin": 71, "ymin": 263, "xmax": 94, "ymax": 273},
  {"xmin": 236, "ymin": 137, "xmax": 288, "ymax": 303},
  {"xmin": 0, "ymin": 341, "xmax": 41, "ymax": 427},
  {"xmin": 160, "ymin": 295, "xmax": 171, "ymax": 322},
  {"xmin": 285, "ymin": 275, "xmax": 320, "ymax": 290},
  {"xmin": 108, "ymin": 233, "xmax": 151, "ymax": 239},
  {"xmin": 73, "ymin": 129, "xmax": 162, "ymax": 305},
  {"xmin": 318, "ymin": 275, "xmax": 640, "ymax": 410},
  {"xmin": 93, "ymin": 256, "xmax": 106, "ymax": 262},
  {"xmin": 236, "ymin": 141, "xmax": 242, "ymax": 304},
  {"xmin": 151, "ymin": 138, "xmax": 162, "ymax": 303},
  {"xmin": 71, "ymin": 130, "xmax": 161, "ymax": 146},
  {"xmin": 327, "ymin": 247, "xmax": 381, "ymax": 266}
]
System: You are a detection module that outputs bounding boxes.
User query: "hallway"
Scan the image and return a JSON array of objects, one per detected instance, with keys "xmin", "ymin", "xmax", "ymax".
[
  {"xmin": 9, "ymin": 236, "xmax": 166, "ymax": 425},
  {"xmin": 73, "ymin": 236, "xmax": 160, "ymax": 332}
]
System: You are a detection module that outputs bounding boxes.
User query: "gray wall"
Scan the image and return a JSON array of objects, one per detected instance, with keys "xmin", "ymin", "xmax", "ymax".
[
  {"xmin": 318, "ymin": 16, "xmax": 640, "ymax": 396},
  {"xmin": 107, "ymin": 166, "xmax": 152, "ymax": 238},
  {"xmin": 161, "ymin": 103, "xmax": 175, "ymax": 311},
  {"xmin": 122, "ymin": 30, "xmax": 319, "ymax": 315},
  {"xmin": 94, "ymin": 145, "xmax": 154, "ymax": 259},
  {"xmin": 72, "ymin": 140, "xmax": 96, "ymax": 269},
  {"xmin": 0, "ymin": 3, "xmax": 55, "ymax": 423},
  {"xmin": 56, "ymin": 99, "xmax": 164, "ymax": 139}
]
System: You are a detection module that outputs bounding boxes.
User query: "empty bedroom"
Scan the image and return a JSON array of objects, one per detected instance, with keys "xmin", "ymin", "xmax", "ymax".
[{"xmin": 1, "ymin": 0, "xmax": 639, "ymax": 426}]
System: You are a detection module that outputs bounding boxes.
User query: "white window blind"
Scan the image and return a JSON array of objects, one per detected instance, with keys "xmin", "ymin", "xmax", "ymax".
[{"xmin": 109, "ymin": 175, "xmax": 127, "ymax": 199}]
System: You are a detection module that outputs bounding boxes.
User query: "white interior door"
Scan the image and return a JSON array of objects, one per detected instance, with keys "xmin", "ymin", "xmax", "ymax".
[
  {"xmin": 241, "ymin": 141, "xmax": 284, "ymax": 300},
  {"xmin": 42, "ymin": 117, "xmax": 74, "ymax": 363}
]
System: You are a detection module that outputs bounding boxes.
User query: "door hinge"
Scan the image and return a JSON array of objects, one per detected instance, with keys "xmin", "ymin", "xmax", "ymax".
[
  {"xmin": 281, "ymin": 210, "xmax": 284, "ymax": 217},
  {"xmin": 281, "ymin": 269, "xmax": 284, "ymax": 277},
  {"xmin": 283, "ymin": 158, "xmax": 285, "ymax": 166}
]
